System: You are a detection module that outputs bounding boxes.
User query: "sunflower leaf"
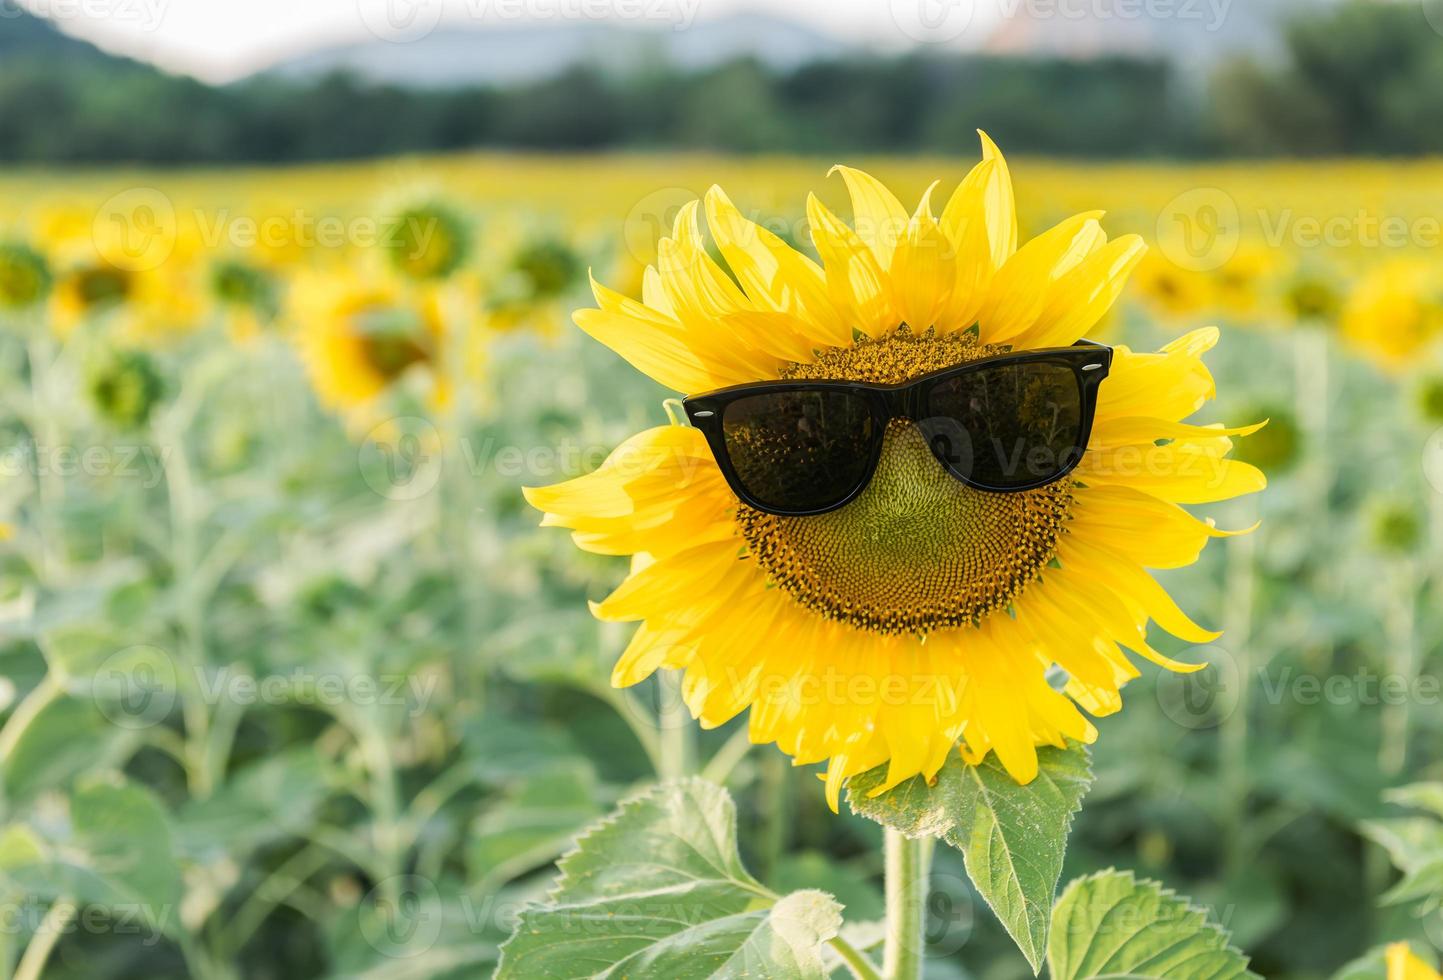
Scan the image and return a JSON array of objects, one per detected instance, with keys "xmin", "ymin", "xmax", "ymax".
[
  {"xmin": 846, "ymin": 742, "xmax": 1092, "ymax": 973},
  {"xmin": 495, "ymin": 777, "xmax": 845, "ymax": 979},
  {"xmin": 1048, "ymin": 870, "xmax": 1259, "ymax": 980}
]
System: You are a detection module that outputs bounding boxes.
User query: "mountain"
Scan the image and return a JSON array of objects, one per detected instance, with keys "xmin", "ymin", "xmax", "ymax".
[
  {"xmin": 257, "ymin": 12, "xmax": 853, "ymax": 87},
  {"xmin": 0, "ymin": 0, "xmax": 124, "ymax": 62},
  {"xmin": 982, "ymin": 0, "xmax": 1321, "ymax": 74}
]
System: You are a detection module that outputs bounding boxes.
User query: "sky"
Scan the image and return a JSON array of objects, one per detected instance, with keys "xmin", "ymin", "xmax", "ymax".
[{"xmin": 19, "ymin": 0, "xmax": 1007, "ymax": 83}]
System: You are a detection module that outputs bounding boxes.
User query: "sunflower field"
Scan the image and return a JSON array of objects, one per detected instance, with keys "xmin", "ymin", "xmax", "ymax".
[{"xmin": 1, "ymin": 149, "xmax": 1443, "ymax": 980}]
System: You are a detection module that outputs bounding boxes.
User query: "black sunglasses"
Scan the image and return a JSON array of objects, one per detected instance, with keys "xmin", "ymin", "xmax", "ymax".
[{"xmin": 683, "ymin": 340, "xmax": 1112, "ymax": 516}]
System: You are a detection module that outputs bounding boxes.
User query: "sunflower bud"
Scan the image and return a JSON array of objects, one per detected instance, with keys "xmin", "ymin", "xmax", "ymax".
[
  {"xmin": 210, "ymin": 259, "xmax": 278, "ymax": 317},
  {"xmin": 1415, "ymin": 375, "xmax": 1443, "ymax": 425},
  {"xmin": 1284, "ymin": 273, "xmax": 1340, "ymax": 325},
  {"xmin": 1231, "ymin": 405, "xmax": 1300, "ymax": 475},
  {"xmin": 0, "ymin": 243, "xmax": 51, "ymax": 311},
  {"xmin": 86, "ymin": 349, "xmax": 166, "ymax": 428},
  {"xmin": 511, "ymin": 238, "xmax": 582, "ymax": 301},
  {"xmin": 1368, "ymin": 499, "xmax": 1423, "ymax": 554},
  {"xmin": 383, "ymin": 202, "xmax": 470, "ymax": 281}
]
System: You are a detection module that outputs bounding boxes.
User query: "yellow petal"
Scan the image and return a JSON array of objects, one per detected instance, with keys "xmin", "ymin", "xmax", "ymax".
[{"xmin": 830, "ymin": 165, "xmax": 909, "ymax": 269}]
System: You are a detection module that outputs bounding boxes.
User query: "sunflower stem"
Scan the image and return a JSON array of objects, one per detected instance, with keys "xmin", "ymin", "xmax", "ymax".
[{"xmin": 882, "ymin": 829, "xmax": 932, "ymax": 980}]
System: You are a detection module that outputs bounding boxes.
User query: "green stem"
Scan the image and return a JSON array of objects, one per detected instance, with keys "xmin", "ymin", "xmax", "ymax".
[
  {"xmin": 699, "ymin": 723, "xmax": 754, "ymax": 786},
  {"xmin": 14, "ymin": 895, "xmax": 76, "ymax": 980},
  {"xmin": 657, "ymin": 670, "xmax": 692, "ymax": 781},
  {"xmin": 830, "ymin": 933, "xmax": 884, "ymax": 980},
  {"xmin": 882, "ymin": 829, "xmax": 932, "ymax": 980},
  {"xmin": 1220, "ymin": 495, "xmax": 1257, "ymax": 877}
]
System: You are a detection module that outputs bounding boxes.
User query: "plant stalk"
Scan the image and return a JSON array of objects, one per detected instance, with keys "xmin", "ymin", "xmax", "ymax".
[{"xmin": 882, "ymin": 829, "xmax": 932, "ymax": 980}]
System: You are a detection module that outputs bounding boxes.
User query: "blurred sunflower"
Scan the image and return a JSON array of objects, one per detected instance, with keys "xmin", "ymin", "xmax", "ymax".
[
  {"xmin": 383, "ymin": 199, "xmax": 471, "ymax": 281},
  {"xmin": 210, "ymin": 257, "xmax": 281, "ymax": 342},
  {"xmin": 1388, "ymin": 943, "xmax": 1441, "ymax": 980},
  {"xmin": 1341, "ymin": 260, "xmax": 1443, "ymax": 373},
  {"xmin": 527, "ymin": 134, "xmax": 1264, "ymax": 809},
  {"xmin": 488, "ymin": 235, "xmax": 584, "ymax": 335},
  {"xmin": 1131, "ymin": 248, "xmax": 1211, "ymax": 320},
  {"xmin": 40, "ymin": 207, "xmax": 204, "ymax": 342},
  {"xmin": 0, "ymin": 242, "xmax": 52, "ymax": 312},
  {"xmin": 1212, "ymin": 241, "xmax": 1283, "ymax": 321},
  {"xmin": 290, "ymin": 269, "xmax": 448, "ymax": 415}
]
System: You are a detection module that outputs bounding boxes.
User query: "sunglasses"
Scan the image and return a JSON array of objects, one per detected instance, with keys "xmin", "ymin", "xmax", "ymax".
[{"xmin": 683, "ymin": 340, "xmax": 1112, "ymax": 516}]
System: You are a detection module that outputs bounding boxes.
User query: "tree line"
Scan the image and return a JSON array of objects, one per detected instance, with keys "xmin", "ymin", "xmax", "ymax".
[{"xmin": 0, "ymin": 0, "xmax": 1440, "ymax": 164}]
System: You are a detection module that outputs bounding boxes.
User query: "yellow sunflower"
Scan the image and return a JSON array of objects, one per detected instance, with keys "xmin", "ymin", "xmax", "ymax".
[
  {"xmin": 526, "ymin": 135, "xmax": 1265, "ymax": 810},
  {"xmin": 1340, "ymin": 260, "xmax": 1443, "ymax": 373},
  {"xmin": 290, "ymin": 268, "xmax": 448, "ymax": 416},
  {"xmin": 1388, "ymin": 944, "xmax": 1441, "ymax": 980}
]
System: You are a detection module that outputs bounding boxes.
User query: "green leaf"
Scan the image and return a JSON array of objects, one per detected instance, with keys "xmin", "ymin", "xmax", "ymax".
[
  {"xmin": 847, "ymin": 742, "xmax": 1093, "ymax": 973},
  {"xmin": 495, "ymin": 778, "xmax": 844, "ymax": 980},
  {"xmin": 1360, "ymin": 817, "xmax": 1443, "ymax": 875},
  {"xmin": 1380, "ymin": 857, "xmax": 1443, "ymax": 906},
  {"xmin": 1048, "ymin": 870, "xmax": 1258, "ymax": 980},
  {"xmin": 0, "ymin": 777, "xmax": 182, "ymax": 935},
  {"xmin": 2, "ymin": 693, "xmax": 115, "ymax": 801},
  {"xmin": 176, "ymin": 747, "xmax": 335, "ymax": 861},
  {"xmin": 468, "ymin": 759, "xmax": 603, "ymax": 888},
  {"xmin": 1386, "ymin": 783, "xmax": 1443, "ymax": 820}
]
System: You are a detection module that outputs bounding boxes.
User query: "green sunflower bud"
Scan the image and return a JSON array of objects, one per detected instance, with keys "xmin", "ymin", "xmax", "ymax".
[
  {"xmin": 211, "ymin": 259, "xmax": 278, "ymax": 316},
  {"xmin": 512, "ymin": 238, "xmax": 582, "ymax": 301},
  {"xmin": 86, "ymin": 349, "xmax": 166, "ymax": 428},
  {"xmin": 1231, "ymin": 405, "xmax": 1301, "ymax": 475},
  {"xmin": 0, "ymin": 243, "xmax": 52, "ymax": 311},
  {"xmin": 1415, "ymin": 375, "xmax": 1443, "ymax": 425},
  {"xmin": 384, "ymin": 202, "xmax": 470, "ymax": 281},
  {"xmin": 1368, "ymin": 499, "xmax": 1423, "ymax": 554}
]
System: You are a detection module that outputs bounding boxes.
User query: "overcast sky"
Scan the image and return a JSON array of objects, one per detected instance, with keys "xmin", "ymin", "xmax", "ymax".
[{"xmin": 21, "ymin": 0, "xmax": 1008, "ymax": 82}]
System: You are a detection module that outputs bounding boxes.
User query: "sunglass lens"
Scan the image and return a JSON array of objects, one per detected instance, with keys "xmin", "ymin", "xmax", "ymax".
[
  {"xmin": 923, "ymin": 361, "xmax": 1085, "ymax": 490},
  {"xmin": 721, "ymin": 390, "xmax": 875, "ymax": 513}
]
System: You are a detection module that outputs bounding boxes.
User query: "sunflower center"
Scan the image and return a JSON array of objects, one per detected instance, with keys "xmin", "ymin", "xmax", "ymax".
[{"xmin": 735, "ymin": 329, "xmax": 1073, "ymax": 636}]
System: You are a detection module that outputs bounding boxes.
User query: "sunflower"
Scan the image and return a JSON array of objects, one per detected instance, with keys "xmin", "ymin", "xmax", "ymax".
[
  {"xmin": 1340, "ymin": 260, "xmax": 1443, "ymax": 373},
  {"xmin": 290, "ymin": 269, "xmax": 448, "ymax": 415},
  {"xmin": 0, "ymin": 242, "xmax": 52, "ymax": 312},
  {"xmin": 526, "ymin": 135, "xmax": 1265, "ymax": 809},
  {"xmin": 1388, "ymin": 944, "xmax": 1441, "ymax": 980},
  {"xmin": 1130, "ymin": 248, "xmax": 1212, "ymax": 321}
]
